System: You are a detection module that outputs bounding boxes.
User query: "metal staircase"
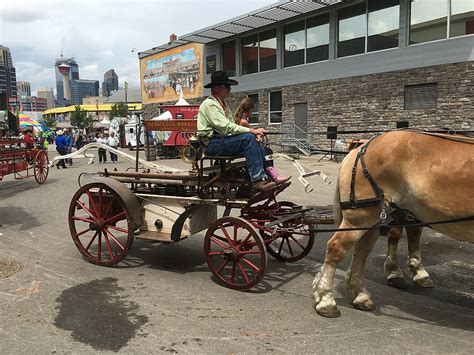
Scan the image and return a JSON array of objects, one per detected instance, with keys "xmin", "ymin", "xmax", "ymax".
[{"xmin": 280, "ymin": 124, "xmax": 321, "ymax": 156}]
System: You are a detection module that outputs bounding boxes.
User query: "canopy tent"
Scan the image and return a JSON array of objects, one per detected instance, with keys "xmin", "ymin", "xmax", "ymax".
[{"xmin": 19, "ymin": 113, "xmax": 42, "ymax": 130}]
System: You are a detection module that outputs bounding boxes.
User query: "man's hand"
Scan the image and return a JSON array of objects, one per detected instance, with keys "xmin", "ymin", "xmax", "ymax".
[{"xmin": 250, "ymin": 127, "xmax": 266, "ymax": 136}]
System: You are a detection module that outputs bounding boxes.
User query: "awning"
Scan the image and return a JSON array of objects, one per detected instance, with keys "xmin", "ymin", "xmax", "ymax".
[{"xmin": 139, "ymin": 0, "xmax": 344, "ymax": 58}]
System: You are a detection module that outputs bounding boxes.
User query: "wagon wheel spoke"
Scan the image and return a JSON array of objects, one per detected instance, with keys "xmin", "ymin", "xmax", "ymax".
[
  {"xmin": 210, "ymin": 235, "xmax": 230, "ymax": 249},
  {"xmin": 76, "ymin": 226, "xmax": 93, "ymax": 238},
  {"xmin": 85, "ymin": 231, "xmax": 98, "ymax": 252},
  {"xmin": 85, "ymin": 191, "xmax": 100, "ymax": 218},
  {"xmin": 237, "ymin": 262, "xmax": 251, "ymax": 284},
  {"xmin": 76, "ymin": 199, "xmax": 97, "ymax": 220},
  {"xmin": 103, "ymin": 232, "xmax": 115, "ymax": 259},
  {"xmin": 289, "ymin": 235, "xmax": 306, "ymax": 250},
  {"xmin": 72, "ymin": 216, "xmax": 94, "ymax": 224},
  {"xmin": 237, "ymin": 232, "xmax": 253, "ymax": 249},
  {"xmin": 97, "ymin": 231, "xmax": 102, "ymax": 261},
  {"xmin": 231, "ymin": 263, "xmax": 237, "ymax": 282},
  {"xmin": 215, "ymin": 259, "xmax": 229, "ymax": 274},
  {"xmin": 220, "ymin": 226, "xmax": 234, "ymax": 246},
  {"xmin": 103, "ymin": 196, "xmax": 117, "ymax": 219},
  {"xmin": 208, "ymin": 251, "xmax": 224, "ymax": 256},
  {"xmin": 107, "ymin": 224, "xmax": 129, "ymax": 234},
  {"xmin": 103, "ymin": 211, "xmax": 127, "ymax": 225},
  {"xmin": 277, "ymin": 238, "xmax": 285, "ymax": 255},
  {"xmin": 239, "ymin": 249, "xmax": 261, "ymax": 256},
  {"xmin": 98, "ymin": 188, "xmax": 104, "ymax": 218},
  {"xmin": 286, "ymin": 236, "xmax": 295, "ymax": 258},
  {"xmin": 241, "ymin": 256, "xmax": 260, "ymax": 272},
  {"xmin": 103, "ymin": 228, "xmax": 126, "ymax": 250}
]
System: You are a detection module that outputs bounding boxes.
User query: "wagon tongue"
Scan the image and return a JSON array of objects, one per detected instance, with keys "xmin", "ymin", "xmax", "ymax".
[{"xmin": 265, "ymin": 210, "xmax": 309, "ymax": 228}]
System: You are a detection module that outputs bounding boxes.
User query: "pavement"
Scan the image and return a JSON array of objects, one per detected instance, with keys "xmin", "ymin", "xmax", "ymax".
[{"xmin": 0, "ymin": 145, "xmax": 472, "ymax": 354}]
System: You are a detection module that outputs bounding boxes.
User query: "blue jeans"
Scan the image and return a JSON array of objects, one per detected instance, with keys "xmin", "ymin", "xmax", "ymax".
[{"xmin": 204, "ymin": 133, "xmax": 267, "ymax": 182}]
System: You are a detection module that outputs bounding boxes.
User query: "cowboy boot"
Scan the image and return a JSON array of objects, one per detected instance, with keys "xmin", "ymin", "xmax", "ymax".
[{"xmin": 265, "ymin": 166, "xmax": 291, "ymax": 184}]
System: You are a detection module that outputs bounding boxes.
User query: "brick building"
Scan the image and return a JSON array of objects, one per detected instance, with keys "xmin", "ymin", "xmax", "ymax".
[{"xmin": 139, "ymin": 0, "xmax": 474, "ymax": 149}]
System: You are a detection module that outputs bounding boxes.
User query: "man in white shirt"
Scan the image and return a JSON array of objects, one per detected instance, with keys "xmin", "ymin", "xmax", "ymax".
[
  {"xmin": 107, "ymin": 131, "xmax": 119, "ymax": 163},
  {"xmin": 96, "ymin": 132, "xmax": 107, "ymax": 163}
]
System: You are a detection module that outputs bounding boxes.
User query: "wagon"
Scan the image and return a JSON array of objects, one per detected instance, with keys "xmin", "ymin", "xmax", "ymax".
[
  {"xmin": 58, "ymin": 120, "xmax": 333, "ymax": 290},
  {"xmin": 0, "ymin": 136, "xmax": 49, "ymax": 184}
]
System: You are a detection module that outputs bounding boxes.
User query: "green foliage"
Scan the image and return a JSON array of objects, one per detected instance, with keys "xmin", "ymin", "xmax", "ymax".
[
  {"xmin": 42, "ymin": 115, "xmax": 58, "ymax": 130},
  {"xmin": 109, "ymin": 102, "xmax": 128, "ymax": 120},
  {"xmin": 70, "ymin": 105, "xmax": 95, "ymax": 133}
]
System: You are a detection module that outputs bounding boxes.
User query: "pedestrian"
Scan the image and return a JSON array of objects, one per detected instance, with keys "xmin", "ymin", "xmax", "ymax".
[
  {"xmin": 55, "ymin": 130, "xmax": 67, "ymax": 169},
  {"xmin": 197, "ymin": 70, "xmax": 274, "ymax": 192},
  {"xmin": 107, "ymin": 131, "xmax": 119, "ymax": 163},
  {"xmin": 64, "ymin": 129, "xmax": 73, "ymax": 166},
  {"xmin": 96, "ymin": 132, "xmax": 107, "ymax": 164}
]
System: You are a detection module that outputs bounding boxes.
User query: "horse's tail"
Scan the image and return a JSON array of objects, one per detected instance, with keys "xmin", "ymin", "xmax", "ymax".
[{"xmin": 333, "ymin": 172, "xmax": 342, "ymax": 227}]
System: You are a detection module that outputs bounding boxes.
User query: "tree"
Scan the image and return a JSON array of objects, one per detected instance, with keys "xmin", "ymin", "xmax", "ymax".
[
  {"xmin": 70, "ymin": 105, "xmax": 95, "ymax": 134},
  {"xmin": 42, "ymin": 115, "xmax": 58, "ymax": 130},
  {"xmin": 109, "ymin": 102, "xmax": 128, "ymax": 120}
]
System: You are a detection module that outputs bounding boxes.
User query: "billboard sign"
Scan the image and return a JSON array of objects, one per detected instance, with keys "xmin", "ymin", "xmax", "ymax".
[{"xmin": 140, "ymin": 43, "xmax": 203, "ymax": 104}]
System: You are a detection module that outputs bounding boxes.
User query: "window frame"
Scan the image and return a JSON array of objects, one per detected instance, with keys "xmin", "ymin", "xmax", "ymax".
[
  {"xmin": 241, "ymin": 29, "xmax": 277, "ymax": 75},
  {"xmin": 221, "ymin": 40, "xmax": 236, "ymax": 77},
  {"xmin": 268, "ymin": 90, "xmax": 283, "ymax": 125}
]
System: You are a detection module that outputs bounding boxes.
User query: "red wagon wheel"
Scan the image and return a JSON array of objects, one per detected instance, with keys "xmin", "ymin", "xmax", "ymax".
[
  {"xmin": 33, "ymin": 150, "xmax": 49, "ymax": 184},
  {"xmin": 260, "ymin": 201, "xmax": 315, "ymax": 263},
  {"xmin": 204, "ymin": 217, "xmax": 267, "ymax": 290},
  {"xmin": 68, "ymin": 183, "xmax": 134, "ymax": 266}
]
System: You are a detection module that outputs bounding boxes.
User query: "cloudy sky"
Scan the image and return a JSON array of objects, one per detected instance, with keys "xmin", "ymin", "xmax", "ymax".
[{"xmin": 0, "ymin": 0, "xmax": 276, "ymax": 95}]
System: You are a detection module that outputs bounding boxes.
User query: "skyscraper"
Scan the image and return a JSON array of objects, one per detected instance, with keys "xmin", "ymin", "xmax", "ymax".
[
  {"xmin": 55, "ymin": 57, "xmax": 79, "ymax": 106},
  {"xmin": 17, "ymin": 81, "xmax": 31, "ymax": 96},
  {"xmin": 37, "ymin": 87, "xmax": 55, "ymax": 109},
  {"xmin": 102, "ymin": 69, "xmax": 119, "ymax": 97},
  {"xmin": 0, "ymin": 45, "xmax": 17, "ymax": 99}
]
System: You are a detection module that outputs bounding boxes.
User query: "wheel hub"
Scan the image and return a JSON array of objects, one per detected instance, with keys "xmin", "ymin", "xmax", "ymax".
[
  {"xmin": 89, "ymin": 220, "xmax": 105, "ymax": 231},
  {"xmin": 223, "ymin": 248, "xmax": 240, "ymax": 262}
]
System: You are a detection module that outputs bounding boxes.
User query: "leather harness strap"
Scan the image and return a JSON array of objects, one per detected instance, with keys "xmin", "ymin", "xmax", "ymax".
[{"xmin": 340, "ymin": 135, "xmax": 384, "ymax": 210}]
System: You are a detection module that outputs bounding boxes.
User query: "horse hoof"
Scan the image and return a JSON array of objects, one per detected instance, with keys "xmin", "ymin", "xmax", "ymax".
[
  {"xmin": 387, "ymin": 277, "xmax": 410, "ymax": 289},
  {"xmin": 415, "ymin": 277, "xmax": 435, "ymax": 288},
  {"xmin": 353, "ymin": 295, "xmax": 376, "ymax": 312},
  {"xmin": 315, "ymin": 303, "xmax": 341, "ymax": 318}
]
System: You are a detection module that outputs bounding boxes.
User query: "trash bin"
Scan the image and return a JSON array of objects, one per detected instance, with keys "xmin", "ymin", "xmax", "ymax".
[{"xmin": 145, "ymin": 145, "xmax": 157, "ymax": 161}]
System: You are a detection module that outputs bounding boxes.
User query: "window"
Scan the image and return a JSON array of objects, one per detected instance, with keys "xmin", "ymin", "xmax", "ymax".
[
  {"xmin": 259, "ymin": 29, "xmax": 277, "ymax": 72},
  {"xmin": 222, "ymin": 41, "xmax": 236, "ymax": 77},
  {"xmin": 247, "ymin": 94, "xmax": 259, "ymax": 125},
  {"xmin": 241, "ymin": 30, "xmax": 277, "ymax": 75},
  {"xmin": 284, "ymin": 21, "xmax": 305, "ymax": 67},
  {"xmin": 307, "ymin": 14, "xmax": 330, "ymax": 63},
  {"xmin": 338, "ymin": 3, "xmax": 367, "ymax": 57},
  {"xmin": 404, "ymin": 83, "xmax": 438, "ymax": 110},
  {"xmin": 242, "ymin": 34, "xmax": 259, "ymax": 75},
  {"xmin": 450, "ymin": 0, "xmax": 474, "ymax": 37},
  {"xmin": 269, "ymin": 91, "xmax": 282, "ymax": 124},
  {"xmin": 368, "ymin": 0, "xmax": 400, "ymax": 52},
  {"xmin": 410, "ymin": 0, "xmax": 448, "ymax": 44}
]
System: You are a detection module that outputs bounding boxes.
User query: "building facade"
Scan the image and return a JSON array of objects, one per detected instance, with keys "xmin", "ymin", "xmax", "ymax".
[
  {"xmin": 37, "ymin": 87, "xmax": 55, "ymax": 109},
  {"xmin": 71, "ymin": 79, "xmax": 100, "ymax": 105},
  {"xmin": 0, "ymin": 45, "xmax": 17, "ymax": 99},
  {"xmin": 17, "ymin": 81, "xmax": 31, "ymax": 96},
  {"xmin": 140, "ymin": 0, "xmax": 473, "ymax": 148},
  {"xmin": 102, "ymin": 69, "xmax": 119, "ymax": 97}
]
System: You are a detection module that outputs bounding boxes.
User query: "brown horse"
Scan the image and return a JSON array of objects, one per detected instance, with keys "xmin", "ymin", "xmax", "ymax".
[{"xmin": 312, "ymin": 130, "xmax": 474, "ymax": 317}]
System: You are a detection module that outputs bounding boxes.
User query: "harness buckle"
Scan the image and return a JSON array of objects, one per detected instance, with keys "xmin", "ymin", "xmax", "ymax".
[{"xmin": 363, "ymin": 168, "xmax": 369, "ymax": 177}]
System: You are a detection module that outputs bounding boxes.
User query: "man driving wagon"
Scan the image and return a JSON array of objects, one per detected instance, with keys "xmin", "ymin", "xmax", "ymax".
[{"xmin": 197, "ymin": 71, "xmax": 289, "ymax": 192}]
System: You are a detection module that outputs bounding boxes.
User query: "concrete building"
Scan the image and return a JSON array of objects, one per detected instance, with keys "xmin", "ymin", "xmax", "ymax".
[
  {"xmin": 37, "ymin": 87, "xmax": 55, "ymax": 109},
  {"xmin": 55, "ymin": 57, "xmax": 79, "ymax": 106},
  {"xmin": 0, "ymin": 45, "xmax": 17, "ymax": 99},
  {"xmin": 139, "ymin": 0, "xmax": 474, "ymax": 151},
  {"xmin": 17, "ymin": 81, "xmax": 31, "ymax": 96},
  {"xmin": 102, "ymin": 69, "xmax": 119, "ymax": 97}
]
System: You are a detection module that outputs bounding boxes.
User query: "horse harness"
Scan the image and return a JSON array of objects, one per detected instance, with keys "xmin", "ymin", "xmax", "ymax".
[{"xmin": 339, "ymin": 131, "xmax": 474, "ymax": 236}]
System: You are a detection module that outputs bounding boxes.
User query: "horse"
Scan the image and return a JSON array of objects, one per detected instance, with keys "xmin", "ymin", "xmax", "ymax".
[{"xmin": 312, "ymin": 130, "xmax": 474, "ymax": 317}]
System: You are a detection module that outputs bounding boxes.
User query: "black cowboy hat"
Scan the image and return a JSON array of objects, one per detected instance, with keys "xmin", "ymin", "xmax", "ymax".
[{"xmin": 204, "ymin": 70, "xmax": 238, "ymax": 88}]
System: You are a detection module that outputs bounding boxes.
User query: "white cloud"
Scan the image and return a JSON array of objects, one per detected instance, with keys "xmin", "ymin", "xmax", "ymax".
[{"xmin": 2, "ymin": 0, "xmax": 277, "ymax": 94}]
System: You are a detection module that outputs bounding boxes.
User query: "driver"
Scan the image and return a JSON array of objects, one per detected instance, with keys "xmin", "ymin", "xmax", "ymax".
[{"xmin": 197, "ymin": 71, "xmax": 275, "ymax": 192}]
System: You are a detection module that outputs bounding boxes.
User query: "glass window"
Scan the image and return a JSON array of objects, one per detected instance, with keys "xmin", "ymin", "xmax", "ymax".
[
  {"xmin": 410, "ymin": 0, "xmax": 448, "ymax": 44},
  {"xmin": 368, "ymin": 0, "xmax": 400, "ymax": 52},
  {"xmin": 222, "ymin": 40, "xmax": 236, "ymax": 77},
  {"xmin": 247, "ymin": 94, "xmax": 259, "ymax": 125},
  {"xmin": 284, "ymin": 21, "xmax": 305, "ymax": 67},
  {"xmin": 307, "ymin": 14, "xmax": 330, "ymax": 63},
  {"xmin": 259, "ymin": 29, "xmax": 277, "ymax": 72},
  {"xmin": 242, "ymin": 34, "xmax": 259, "ymax": 75},
  {"xmin": 269, "ymin": 91, "xmax": 282, "ymax": 124},
  {"xmin": 338, "ymin": 3, "xmax": 367, "ymax": 57},
  {"xmin": 450, "ymin": 0, "xmax": 474, "ymax": 37}
]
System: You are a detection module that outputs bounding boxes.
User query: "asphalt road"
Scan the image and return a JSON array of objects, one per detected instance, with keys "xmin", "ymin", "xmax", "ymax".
[{"xmin": 0, "ymin": 146, "xmax": 472, "ymax": 354}]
